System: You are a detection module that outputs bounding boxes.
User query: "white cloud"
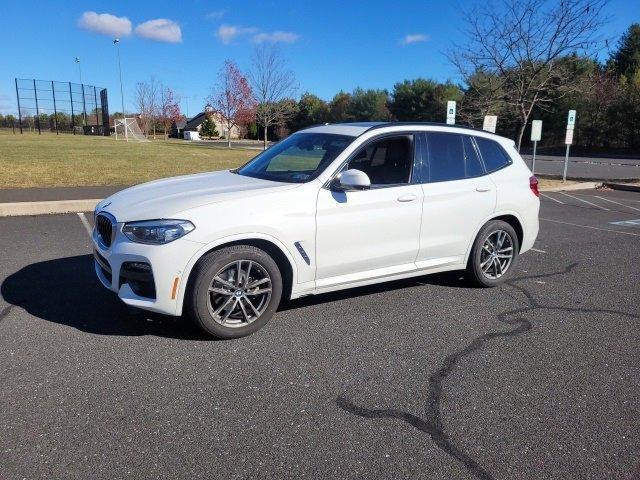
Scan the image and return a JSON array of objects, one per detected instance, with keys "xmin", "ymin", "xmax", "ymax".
[
  {"xmin": 402, "ymin": 33, "xmax": 429, "ymax": 45},
  {"xmin": 206, "ymin": 10, "xmax": 226, "ymax": 20},
  {"xmin": 135, "ymin": 19, "xmax": 182, "ymax": 43},
  {"xmin": 78, "ymin": 11, "xmax": 132, "ymax": 37},
  {"xmin": 216, "ymin": 24, "xmax": 258, "ymax": 44},
  {"xmin": 252, "ymin": 31, "xmax": 299, "ymax": 44}
]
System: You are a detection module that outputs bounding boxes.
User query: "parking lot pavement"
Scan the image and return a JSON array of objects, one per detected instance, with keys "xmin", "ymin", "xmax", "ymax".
[
  {"xmin": 1, "ymin": 190, "xmax": 639, "ymax": 480},
  {"xmin": 521, "ymin": 155, "xmax": 640, "ymax": 180}
]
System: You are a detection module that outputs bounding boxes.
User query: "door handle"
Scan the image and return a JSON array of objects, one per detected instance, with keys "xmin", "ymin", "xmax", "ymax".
[
  {"xmin": 397, "ymin": 194, "xmax": 417, "ymax": 202},
  {"xmin": 476, "ymin": 186, "xmax": 492, "ymax": 192}
]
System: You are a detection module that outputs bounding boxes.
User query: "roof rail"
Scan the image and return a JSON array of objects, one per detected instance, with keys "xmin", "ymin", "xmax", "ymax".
[{"xmin": 361, "ymin": 121, "xmax": 501, "ymax": 136}]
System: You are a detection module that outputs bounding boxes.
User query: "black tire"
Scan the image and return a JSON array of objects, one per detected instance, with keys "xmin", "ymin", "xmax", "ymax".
[
  {"xmin": 186, "ymin": 245, "xmax": 283, "ymax": 339},
  {"xmin": 466, "ymin": 220, "xmax": 519, "ymax": 287}
]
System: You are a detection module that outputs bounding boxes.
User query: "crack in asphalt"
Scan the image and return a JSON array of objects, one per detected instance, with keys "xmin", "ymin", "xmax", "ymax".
[
  {"xmin": 336, "ymin": 263, "xmax": 640, "ymax": 480},
  {"xmin": 0, "ymin": 303, "xmax": 17, "ymax": 323}
]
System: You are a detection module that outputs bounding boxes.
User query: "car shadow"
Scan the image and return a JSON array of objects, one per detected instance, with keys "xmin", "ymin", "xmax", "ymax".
[
  {"xmin": 0, "ymin": 254, "xmax": 209, "ymax": 340},
  {"xmin": 280, "ymin": 270, "xmax": 470, "ymax": 311},
  {"xmin": 1, "ymin": 254, "xmax": 472, "ymax": 338}
]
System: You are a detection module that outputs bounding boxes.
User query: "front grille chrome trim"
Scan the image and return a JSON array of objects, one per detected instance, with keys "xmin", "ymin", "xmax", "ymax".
[{"xmin": 95, "ymin": 212, "xmax": 117, "ymax": 249}]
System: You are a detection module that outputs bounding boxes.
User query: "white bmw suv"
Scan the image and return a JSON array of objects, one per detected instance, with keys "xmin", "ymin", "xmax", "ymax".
[{"xmin": 93, "ymin": 122, "xmax": 539, "ymax": 338}]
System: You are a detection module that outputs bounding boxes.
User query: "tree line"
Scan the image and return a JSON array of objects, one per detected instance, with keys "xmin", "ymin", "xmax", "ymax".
[
  {"xmin": 200, "ymin": 14, "xmax": 639, "ymax": 154},
  {"xmin": 4, "ymin": 0, "xmax": 637, "ymax": 155}
]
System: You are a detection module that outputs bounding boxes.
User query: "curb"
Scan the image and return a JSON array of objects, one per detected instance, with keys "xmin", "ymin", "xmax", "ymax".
[
  {"xmin": 534, "ymin": 173, "xmax": 640, "ymax": 182},
  {"xmin": 603, "ymin": 182, "xmax": 640, "ymax": 193},
  {"xmin": 539, "ymin": 182, "xmax": 602, "ymax": 192},
  {"xmin": 0, "ymin": 199, "xmax": 101, "ymax": 217}
]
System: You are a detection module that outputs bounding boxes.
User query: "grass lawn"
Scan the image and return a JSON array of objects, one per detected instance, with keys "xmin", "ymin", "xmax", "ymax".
[{"xmin": 0, "ymin": 130, "xmax": 257, "ymax": 188}]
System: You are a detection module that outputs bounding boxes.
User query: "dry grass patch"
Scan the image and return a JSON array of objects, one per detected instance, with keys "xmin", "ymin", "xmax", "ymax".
[{"xmin": 0, "ymin": 130, "xmax": 256, "ymax": 188}]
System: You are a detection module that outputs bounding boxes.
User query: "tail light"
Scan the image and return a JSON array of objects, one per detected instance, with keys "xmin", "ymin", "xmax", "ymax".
[{"xmin": 529, "ymin": 175, "xmax": 539, "ymax": 197}]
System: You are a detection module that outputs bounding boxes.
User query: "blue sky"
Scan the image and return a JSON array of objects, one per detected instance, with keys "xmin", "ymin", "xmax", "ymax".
[{"xmin": 0, "ymin": 0, "xmax": 638, "ymax": 116}]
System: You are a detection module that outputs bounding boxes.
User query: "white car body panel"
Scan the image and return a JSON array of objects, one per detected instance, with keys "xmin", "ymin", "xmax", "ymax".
[
  {"xmin": 315, "ymin": 183, "xmax": 423, "ymax": 281},
  {"xmin": 92, "ymin": 123, "xmax": 540, "ymax": 317}
]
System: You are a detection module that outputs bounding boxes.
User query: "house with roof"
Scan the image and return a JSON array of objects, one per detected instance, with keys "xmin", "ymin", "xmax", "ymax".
[{"xmin": 181, "ymin": 105, "xmax": 240, "ymax": 140}]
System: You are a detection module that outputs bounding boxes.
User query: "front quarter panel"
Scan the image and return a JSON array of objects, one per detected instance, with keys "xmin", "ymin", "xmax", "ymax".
[{"xmin": 173, "ymin": 181, "xmax": 319, "ymax": 313}]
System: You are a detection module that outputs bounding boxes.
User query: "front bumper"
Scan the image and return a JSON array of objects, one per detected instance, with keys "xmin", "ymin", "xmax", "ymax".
[{"xmin": 92, "ymin": 221, "xmax": 203, "ymax": 315}]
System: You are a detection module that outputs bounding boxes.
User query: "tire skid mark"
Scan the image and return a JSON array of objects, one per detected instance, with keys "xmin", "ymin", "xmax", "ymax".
[{"xmin": 337, "ymin": 263, "xmax": 639, "ymax": 480}]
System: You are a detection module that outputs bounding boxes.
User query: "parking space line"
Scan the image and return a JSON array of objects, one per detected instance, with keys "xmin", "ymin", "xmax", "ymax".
[
  {"xmin": 540, "ymin": 193, "xmax": 565, "ymax": 204},
  {"xmin": 594, "ymin": 196, "xmax": 640, "ymax": 212},
  {"xmin": 76, "ymin": 212, "xmax": 92, "ymax": 237},
  {"xmin": 530, "ymin": 247, "xmax": 547, "ymax": 253},
  {"xmin": 558, "ymin": 192, "xmax": 610, "ymax": 211},
  {"xmin": 541, "ymin": 217, "xmax": 640, "ymax": 237}
]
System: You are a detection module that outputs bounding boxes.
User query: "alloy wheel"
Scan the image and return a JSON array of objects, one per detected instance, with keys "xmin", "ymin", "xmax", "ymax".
[
  {"xmin": 206, "ymin": 260, "xmax": 272, "ymax": 327},
  {"xmin": 480, "ymin": 230, "xmax": 514, "ymax": 279}
]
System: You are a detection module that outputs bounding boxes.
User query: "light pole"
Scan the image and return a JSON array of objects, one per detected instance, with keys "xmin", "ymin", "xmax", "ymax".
[
  {"xmin": 113, "ymin": 38, "xmax": 127, "ymax": 140},
  {"xmin": 75, "ymin": 57, "xmax": 86, "ymax": 126},
  {"xmin": 75, "ymin": 57, "xmax": 82, "ymax": 84}
]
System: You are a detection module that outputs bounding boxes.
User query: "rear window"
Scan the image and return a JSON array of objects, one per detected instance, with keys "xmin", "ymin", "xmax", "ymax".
[{"xmin": 475, "ymin": 137, "xmax": 512, "ymax": 172}]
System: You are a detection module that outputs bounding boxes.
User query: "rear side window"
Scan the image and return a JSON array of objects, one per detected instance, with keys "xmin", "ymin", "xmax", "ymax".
[
  {"xmin": 475, "ymin": 137, "xmax": 512, "ymax": 172},
  {"xmin": 426, "ymin": 132, "xmax": 466, "ymax": 182}
]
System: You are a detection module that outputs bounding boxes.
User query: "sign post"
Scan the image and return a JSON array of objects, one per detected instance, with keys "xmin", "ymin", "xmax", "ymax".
[
  {"xmin": 563, "ymin": 110, "xmax": 576, "ymax": 182},
  {"xmin": 483, "ymin": 115, "xmax": 497, "ymax": 133},
  {"xmin": 530, "ymin": 120, "xmax": 542, "ymax": 174},
  {"xmin": 446, "ymin": 101, "xmax": 456, "ymax": 125}
]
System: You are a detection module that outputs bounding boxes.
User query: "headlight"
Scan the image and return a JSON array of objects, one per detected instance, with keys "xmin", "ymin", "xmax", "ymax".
[{"xmin": 122, "ymin": 220, "xmax": 195, "ymax": 245}]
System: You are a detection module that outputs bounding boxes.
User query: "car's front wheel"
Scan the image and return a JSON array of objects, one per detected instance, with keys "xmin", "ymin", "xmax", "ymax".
[
  {"xmin": 187, "ymin": 245, "xmax": 283, "ymax": 339},
  {"xmin": 466, "ymin": 220, "xmax": 519, "ymax": 287}
]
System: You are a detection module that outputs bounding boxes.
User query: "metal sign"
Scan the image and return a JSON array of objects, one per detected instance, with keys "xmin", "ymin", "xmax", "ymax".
[
  {"xmin": 482, "ymin": 115, "xmax": 497, "ymax": 133},
  {"xmin": 565, "ymin": 128, "xmax": 574, "ymax": 145},
  {"xmin": 446, "ymin": 101, "xmax": 456, "ymax": 125},
  {"xmin": 531, "ymin": 120, "xmax": 542, "ymax": 142},
  {"xmin": 567, "ymin": 110, "xmax": 576, "ymax": 126}
]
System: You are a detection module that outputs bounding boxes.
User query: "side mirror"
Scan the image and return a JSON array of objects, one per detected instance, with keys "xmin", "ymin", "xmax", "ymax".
[{"xmin": 332, "ymin": 169, "xmax": 371, "ymax": 191}]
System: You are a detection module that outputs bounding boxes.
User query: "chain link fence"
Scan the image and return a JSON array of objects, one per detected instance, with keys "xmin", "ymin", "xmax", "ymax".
[{"xmin": 14, "ymin": 78, "xmax": 109, "ymax": 136}]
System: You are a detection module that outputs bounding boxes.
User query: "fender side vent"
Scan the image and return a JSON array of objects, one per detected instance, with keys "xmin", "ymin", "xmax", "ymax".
[{"xmin": 294, "ymin": 241, "xmax": 311, "ymax": 265}]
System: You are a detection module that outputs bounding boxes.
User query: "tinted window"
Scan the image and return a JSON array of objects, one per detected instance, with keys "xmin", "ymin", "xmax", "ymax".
[
  {"xmin": 238, "ymin": 133, "xmax": 353, "ymax": 183},
  {"xmin": 475, "ymin": 137, "xmax": 512, "ymax": 172},
  {"xmin": 427, "ymin": 132, "xmax": 466, "ymax": 182},
  {"xmin": 462, "ymin": 136, "xmax": 485, "ymax": 178},
  {"xmin": 346, "ymin": 135, "xmax": 413, "ymax": 185}
]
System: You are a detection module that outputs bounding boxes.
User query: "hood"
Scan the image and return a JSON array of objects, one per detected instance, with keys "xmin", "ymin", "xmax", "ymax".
[{"xmin": 96, "ymin": 170, "xmax": 298, "ymax": 222}]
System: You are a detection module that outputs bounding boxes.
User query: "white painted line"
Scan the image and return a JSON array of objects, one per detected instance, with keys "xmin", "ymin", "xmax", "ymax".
[
  {"xmin": 611, "ymin": 219, "xmax": 640, "ymax": 226},
  {"xmin": 540, "ymin": 193, "xmax": 565, "ymax": 204},
  {"xmin": 541, "ymin": 218, "xmax": 640, "ymax": 237},
  {"xmin": 558, "ymin": 192, "xmax": 610, "ymax": 211},
  {"xmin": 530, "ymin": 247, "xmax": 547, "ymax": 253},
  {"xmin": 76, "ymin": 212, "xmax": 93, "ymax": 237},
  {"xmin": 594, "ymin": 195, "xmax": 640, "ymax": 212}
]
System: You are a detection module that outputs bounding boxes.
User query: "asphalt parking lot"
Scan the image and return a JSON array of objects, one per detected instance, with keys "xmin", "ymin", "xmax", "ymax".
[
  {"xmin": 1, "ymin": 189, "xmax": 639, "ymax": 480},
  {"xmin": 521, "ymin": 154, "xmax": 640, "ymax": 180}
]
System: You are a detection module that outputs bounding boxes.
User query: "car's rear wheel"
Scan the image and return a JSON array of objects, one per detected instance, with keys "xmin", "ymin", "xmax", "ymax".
[
  {"xmin": 187, "ymin": 245, "xmax": 283, "ymax": 339},
  {"xmin": 466, "ymin": 220, "xmax": 519, "ymax": 287}
]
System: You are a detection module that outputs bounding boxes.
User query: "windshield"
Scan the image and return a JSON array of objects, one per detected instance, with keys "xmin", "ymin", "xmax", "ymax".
[{"xmin": 237, "ymin": 133, "xmax": 354, "ymax": 183}]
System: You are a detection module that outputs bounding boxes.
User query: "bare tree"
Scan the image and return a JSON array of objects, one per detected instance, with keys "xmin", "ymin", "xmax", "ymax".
[
  {"xmin": 248, "ymin": 45, "xmax": 297, "ymax": 149},
  {"xmin": 208, "ymin": 60, "xmax": 256, "ymax": 148},
  {"xmin": 134, "ymin": 77, "xmax": 159, "ymax": 137},
  {"xmin": 450, "ymin": 0, "xmax": 608, "ymax": 150}
]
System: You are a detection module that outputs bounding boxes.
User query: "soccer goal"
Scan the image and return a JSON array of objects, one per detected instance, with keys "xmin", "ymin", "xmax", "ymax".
[{"xmin": 114, "ymin": 118, "xmax": 150, "ymax": 142}]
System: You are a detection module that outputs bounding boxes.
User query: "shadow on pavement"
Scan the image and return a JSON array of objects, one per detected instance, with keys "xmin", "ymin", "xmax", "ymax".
[
  {"xmin": 0, "ymin": 254, "xmax": 208, "ymax": 340},
  {"xmin": 281, "ymin": 270, "xmax": 469, "ymax": 311},
  {"xmin": 1, "ymin": 254, "xmax": 472, "ymax": 338}
]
